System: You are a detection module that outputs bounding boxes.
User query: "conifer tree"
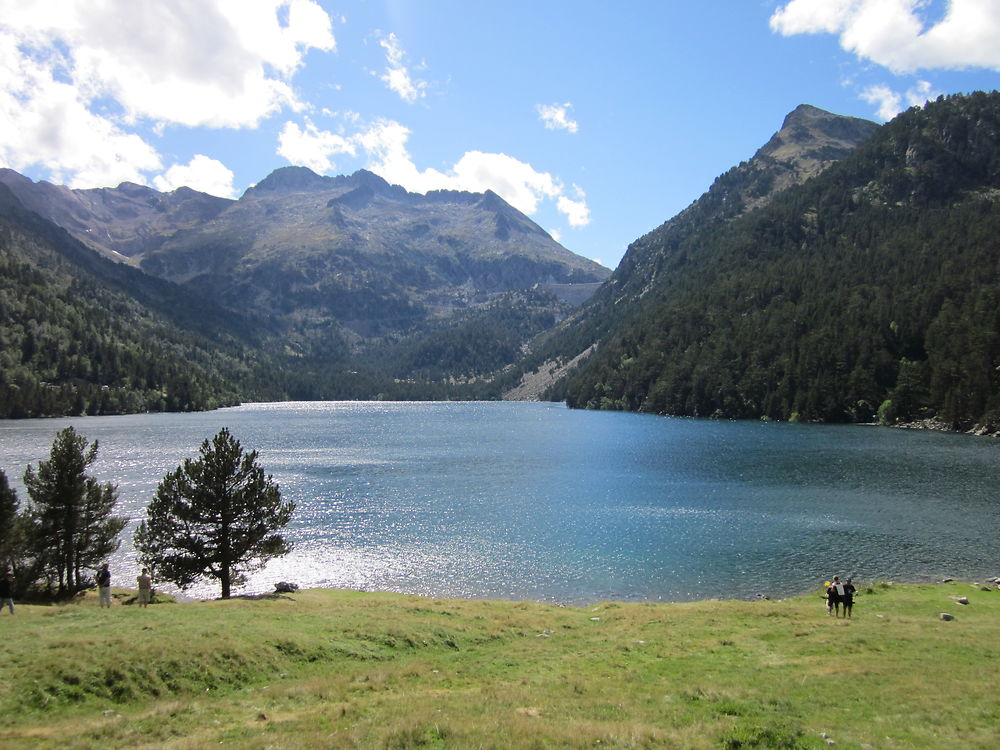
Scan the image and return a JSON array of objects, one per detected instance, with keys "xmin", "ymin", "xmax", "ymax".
[
  {"xmin": 134, "ymin": 428, "xmax": 295, "ymax": 599},
  {"xmin": 0, "ymin": 469, "xmax": 20, "ymax": 572},
  {"xmin": 22, "ymin": 428, "xmax": 126, "ymax": 594}
]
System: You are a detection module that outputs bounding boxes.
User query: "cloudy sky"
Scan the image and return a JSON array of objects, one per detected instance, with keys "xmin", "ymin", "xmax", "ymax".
[{"xmin": 1, "ymin": 1, "xmax": 998, "ymax": 268}]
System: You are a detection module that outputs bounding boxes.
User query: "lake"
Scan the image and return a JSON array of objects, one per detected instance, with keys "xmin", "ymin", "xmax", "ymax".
[{"xmin": 1, "ymin": 401, "xmax": 998, "ymax": 604}]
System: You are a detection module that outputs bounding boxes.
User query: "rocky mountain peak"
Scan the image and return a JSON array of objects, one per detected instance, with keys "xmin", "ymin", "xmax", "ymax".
[
  {"xmin": 475, "ymin": 189, "xmax": 511, "ymax": 213},
  {"xmin": 244, "ymin": 166, "xmax": 334, "ymax": 195},
  {"xmin": 756, "ymin": 104, "xmax": 880, "ymax": 174},
  {"xmin": 245, "ymin": 166, "xmax": 410, "ymax": 203}
]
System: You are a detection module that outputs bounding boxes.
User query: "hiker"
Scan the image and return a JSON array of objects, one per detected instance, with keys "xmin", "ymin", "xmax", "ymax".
[
  {"xmin": 827, "ymin": 575, "xmax": 844, "ymax": 617},
  {"xmin": 136, "ymin": 568, "xmax": 152, "ymax": 608},
  {"xmin": 96, "ymin": 563, "xmax": 112, "ymax": 608},
  {"xmin": 842, "ymin": 578, "xmax": 856, "ymax": 618},
  {"xmin": 0, "ymin": 571, "xmax": 14, "ymax": 615}
]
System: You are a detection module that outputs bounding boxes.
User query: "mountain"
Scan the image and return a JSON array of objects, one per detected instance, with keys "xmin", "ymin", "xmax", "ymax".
[
  {"xmin": 2, "ymin": 165, "xmax": 608, "ymax": 344},
  {"xmin": 0, "ymin": 165, "xmax": 611, "ymax": 416},
  {"xmin": 579, "ymin": 103, "xmax": 879, "ymax": 322},
  {"xmin": 551, "ymin": 92, "xmax": 1000, "ymax": 431},
  {"xmin": 12, "ymin": 95, "xmax": 997, "ymax": 427},
  {"xmin": 0, "ymin": 168, "xmax": 232, "ymax": 260},
  {"xmin": 507, "ymin": 103, "xmax": 880, "ymax": 398},
  {"xmin": 0, "ymin": 182, "xmax": 276, "ymax": 417},
  {"xmin": 137, "ymin": 167, "xmax": 608, "ymax": 337}
]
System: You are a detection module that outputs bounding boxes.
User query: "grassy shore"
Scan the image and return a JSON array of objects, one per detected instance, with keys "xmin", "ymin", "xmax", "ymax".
[{"xmin": 0, "ymin": 582, "xmax": 997, "ymax": 749}]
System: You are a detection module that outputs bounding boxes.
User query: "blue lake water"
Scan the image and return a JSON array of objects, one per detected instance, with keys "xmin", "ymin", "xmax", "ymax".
[{"xmin": 1, "ymin": 401, "xmax": 998, "ymax": 603}]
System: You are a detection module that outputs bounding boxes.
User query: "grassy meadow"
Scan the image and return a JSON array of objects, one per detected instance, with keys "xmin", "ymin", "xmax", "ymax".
[{"xmin": 0, "ymin": 582, "xmax": 998, "ymax": 749}]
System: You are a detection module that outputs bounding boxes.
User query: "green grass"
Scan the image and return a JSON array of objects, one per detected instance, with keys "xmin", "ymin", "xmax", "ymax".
[{"xmin": 0, "ymin": 581, "xmax": 998, "ymax": 749}]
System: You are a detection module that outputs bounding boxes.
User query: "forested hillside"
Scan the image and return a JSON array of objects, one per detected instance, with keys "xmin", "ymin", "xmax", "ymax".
[
  {"xmin": 517, "ymin": 104, "xmax": 878, "ymax": 402},
  {"xmin": 0, "ymin": 165, "xmax": 601, "ymax": 417},
  {"xmin": 556, "ymin": 92, "xmax": 1000, "ymax": 431},
  {"xmin": 0, "ymin": 182, "xmax": 576, "ymax": 416},
  {"xmin": 0, "ymin": 184, "xmax": 275, "ymax": 417}
]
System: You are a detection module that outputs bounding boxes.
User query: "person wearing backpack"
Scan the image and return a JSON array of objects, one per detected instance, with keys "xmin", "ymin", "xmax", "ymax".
[
  {"xmin": 842, "ymin": 578, "xmax": 857, "ymax": 618},
  {"xmin": 827, "ymin": 575, "xmax": 844, "ymax": 617},
  {"xmin": 96, "ymin": 563, "xmax": 112, "ymax": 608}
]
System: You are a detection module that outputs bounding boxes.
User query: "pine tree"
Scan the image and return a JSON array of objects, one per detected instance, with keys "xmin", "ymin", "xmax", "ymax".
[
  {"xmin": 0, "ymin": 469, "xmax": 20, "ymax": 572},
  {"xmin": 134, "ymin": 428, "xmax": 295, "ymax": 599},
  {"xmin": 22, "ymin": 428, "xmax": 126, "ymax": 594}
]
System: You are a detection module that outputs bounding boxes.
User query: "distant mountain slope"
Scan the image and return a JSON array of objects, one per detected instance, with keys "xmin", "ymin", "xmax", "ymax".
[
  {"xmin": 0, "ymin": 168, "xmax": 232, "ymax": 260},
  {"xmin": 0, "ymin": 183, "xmax": 273, "ymax": 417},
  {"xmin": 138, "ymin": 167, "xmax": 608, "ymax": 336},
  {"xmin": 508, "ymin": 104, "xmax": 879, "ymax": 398},
  {"xmin": 1, "ymin": 164, "xmax": 609, "ymax": 341},
  {"xmin": 604, "ymin": 104, "xmax": 878, "ymax": 312},
  {"xmin": 556, "ymin": 92, "xmax": 1000, "ymax": 431},
  {"xmin": 0, "ymin": 165, "xmax": 610, "ymax": 412},
  {"xmin": 0, "ymin": 165, "xmax": 611, "ymax": 415}
]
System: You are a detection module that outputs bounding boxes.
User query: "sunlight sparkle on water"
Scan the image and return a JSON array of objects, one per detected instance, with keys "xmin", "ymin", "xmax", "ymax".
[{"xmin": 1, "ymin": 402, "xmax": 998, "ymax": 603}]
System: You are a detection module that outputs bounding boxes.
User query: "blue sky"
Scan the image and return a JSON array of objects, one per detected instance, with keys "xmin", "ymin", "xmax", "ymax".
[{"xmin": 1, "ymin": 1, "xmax": 998, "ymax": 269}]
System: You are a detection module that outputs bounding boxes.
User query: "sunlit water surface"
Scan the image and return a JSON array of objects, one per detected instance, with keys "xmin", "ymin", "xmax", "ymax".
[{"xmin": 1, "ymin": 401, "xmax": 997, "ymax": 603}]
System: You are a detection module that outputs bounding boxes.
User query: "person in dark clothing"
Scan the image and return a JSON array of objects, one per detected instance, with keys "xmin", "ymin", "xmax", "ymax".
[
  {"xmin": 827, "ymin": 575, "xmax": 844, "ymax": 617},
  {"xmin": 842, "ymin": 578, "xmax": 857, "ymax": 618},
  {"xmin": 0, "ymin": 571, "xmax": 14, "ymax": 615},
  {"xmin": 96, "ymin": 563, "xmax": 112, "ymax": 608}
]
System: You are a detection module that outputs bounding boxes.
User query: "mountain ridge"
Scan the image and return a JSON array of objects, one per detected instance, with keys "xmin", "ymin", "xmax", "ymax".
[
  {"xmin": 505, "ymin": 103, "xmax": 880, "ymax": 400},
  {"xmin": 0, "ymin": 168, "xmax": 234, "ymax": 260},
  {"xmin": 553, "ymin": 91, "xmax": 1000, "ymax": 431},
  {"xmin": 136, "ymin": 166, "xmax": 606, "ymax": 337},
  {"xmin": 1, "ymin": 165, "xmax": 608, "ymax": 342},
  {"xmin": 6, "ymin": 94, "xmax": 998, "ymax": 429}
]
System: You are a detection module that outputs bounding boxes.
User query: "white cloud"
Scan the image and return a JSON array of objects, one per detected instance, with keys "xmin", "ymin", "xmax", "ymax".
[
  {"xmin": 378, "ymin": 32, "xmax": 426, "ymax": 103},
  {"xmin": 770, "ymin": 0, "xmax": 1000, "ymax": 73},
  {"xmin": 860, "ymin": 79, "xmax": 942, "ymax": 120},
  {"xmin": 557, "ymin": 198, "xmax": 591, "ymax": 228},
  {"xmin": 310, "ymin": 116, "xmax": 589, "ymax": 223},
  {"xmin": 0, "ymin": 0, "xmax": 336, "ymax": 188},
  {"xmin": 860, "ymin": 83, "xmax": 904, "ymax": 120},
  {"xmin": 153, "ymin": 155, "xmax": 237, "ymax": 198},
  {"xmin": 557, "ymin": 185, "xmax": 591, "ymax": 227},
  {"xmin": 278, "ymin": 119, "xmax": 357, "ymax": 173},
  {"xmin": 0, "ymin": 30, "xmax": 162, "ymax": 187},
  {"xmin": 538, "ymin": 102, "xmax": 579, "ymax": 133},
  {"xmin": 450, "ymin": 151, "xmax": 562, "ymax": 215},
  {"xmin": 355, "ymin": 119, "xmax": 448, "ymax": 191}
]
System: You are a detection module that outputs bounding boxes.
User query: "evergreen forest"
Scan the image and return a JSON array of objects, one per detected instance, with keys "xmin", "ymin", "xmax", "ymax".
[
  {"xmin": 3, "ymin": 92, "xmax": 1000, "ymax": 433},
  {"xmin": 555, "ymin": 92, "xmax": 1000, "ymax": 431},
  {"xmin": 0, "ymin": 181, "xmax": 569, "ymax": 416},
  {"xmin": 0, "ymin": 186, "xmax": 260, "ymax": 418}
]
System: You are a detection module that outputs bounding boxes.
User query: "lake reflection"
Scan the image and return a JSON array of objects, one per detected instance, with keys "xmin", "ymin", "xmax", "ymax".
[{"xmin": 1, "ymin": 402, "xmax": 998, "ymax": 603}]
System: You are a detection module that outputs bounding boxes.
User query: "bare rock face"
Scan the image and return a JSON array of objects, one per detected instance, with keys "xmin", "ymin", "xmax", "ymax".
[
  {"xmin": 0, "ymin": 166, "xmax": 609, "ymax": 338},
  {"xmin": 746, "ymin": 104, "xmax": 880, "ymax": 210},
  {"xmin": 0, "ymin": 168, "xmax": 232, "ymax": 259},
  {"xmin": 138, "ymin": 168, "xmax": 608, "ymax": 332}
]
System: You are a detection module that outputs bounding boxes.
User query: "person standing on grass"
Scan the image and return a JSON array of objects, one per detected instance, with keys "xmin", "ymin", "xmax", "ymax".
[
  {"xmin": 842, "ymin": 578, "xmax": 856, "ymax": 619},
  {"xmin": 827, "ymin": 575, "xmax": 844, "ymax": 617},
  {"xmin": 136, "ymin": 568, "xmax": 152, "ymax": 607},
  {"xmin": 96, "ymin": 563, "xmax": 112, "ymax": 608},
  {"xmin": 0, "ymin": 571, "xmax": 14, "ymax": 614}
]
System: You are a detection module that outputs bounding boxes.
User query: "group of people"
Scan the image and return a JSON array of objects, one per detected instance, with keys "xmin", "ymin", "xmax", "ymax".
[
  {"xmin": 0, "ymin": 564, "xmax": 153, "ymax": 614},
  {"xmin": 96, "ymin": 563, "xmax": 154, "ymax": 608},
  {"xmin": 826, "ymin": 575, "xmax": 856, "ymax": 618}
]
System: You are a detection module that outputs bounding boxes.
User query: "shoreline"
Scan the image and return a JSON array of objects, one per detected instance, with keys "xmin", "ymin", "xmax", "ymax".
[
  {"xmin": 5, "ymin": 400, "xmax": 1000, "ymax": 439},
  {"xmin": 82, "ymin": 575, "xmax": 1000, "ymax": 609}
]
